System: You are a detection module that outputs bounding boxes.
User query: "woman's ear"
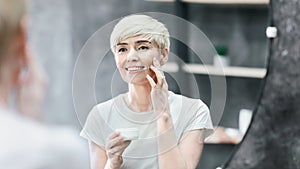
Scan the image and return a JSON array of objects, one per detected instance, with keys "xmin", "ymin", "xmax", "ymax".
[
  {"xmin": 160, "ymin": 48, "xmax": 169, "ymax": 66},
  {"xmin": 12, "ymin": 17, "xmax": 29, "ymax": 87}
]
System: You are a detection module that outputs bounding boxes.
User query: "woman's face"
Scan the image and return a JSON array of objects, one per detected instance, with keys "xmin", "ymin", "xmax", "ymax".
[{"xmin": 114, "ymin": 35, "xmax": 163, "ymax": 85}]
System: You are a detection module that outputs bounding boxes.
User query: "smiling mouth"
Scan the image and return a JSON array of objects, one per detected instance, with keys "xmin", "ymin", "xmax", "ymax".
[{"xmin": 125, "ymin": 66, "xmax": 147, "ymax": 71}]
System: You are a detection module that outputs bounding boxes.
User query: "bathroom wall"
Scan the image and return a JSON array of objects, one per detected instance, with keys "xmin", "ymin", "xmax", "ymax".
[{"xmin": 29, "ymin": 0, "xmax": 268, "ymax": 130}]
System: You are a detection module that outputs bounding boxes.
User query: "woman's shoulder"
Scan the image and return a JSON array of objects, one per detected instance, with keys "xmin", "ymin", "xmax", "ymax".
[
  {"xmin": 169, "ymin": 91, "xmax": 207, "ymax": 107},
  {"xmin": 95, "ymin": 98, "xmax": 114, "ymax": 109},
  {"xmin": 89, "ymin": 94, "xmax": 124, "ymax": 117}
]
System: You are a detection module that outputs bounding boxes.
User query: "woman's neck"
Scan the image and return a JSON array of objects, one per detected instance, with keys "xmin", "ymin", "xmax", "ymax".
[
  {"xmin": 126, "ymin": 84, "xmax": 152, "ymax": 112},
  {"xmin": 0, "ymin": 84, "xmax": 9, "ymax": 108}
]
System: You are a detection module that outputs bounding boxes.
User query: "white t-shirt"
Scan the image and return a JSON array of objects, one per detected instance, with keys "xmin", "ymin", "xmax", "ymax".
[
  {"xmin": 80, "ymin": 91, "xmax": 213, "ymax": 169},
  {"xmin": 0, "ymin": 108, "xmax": 90, "ymax": 169}
]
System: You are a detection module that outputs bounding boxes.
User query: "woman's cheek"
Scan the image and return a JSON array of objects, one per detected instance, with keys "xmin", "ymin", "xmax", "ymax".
[
  {"xmin": 115, "ymin": 58, "xmax": 124, "ymax": 68},
  {"xmin": 142, "ymin": 53, "xmax": 155, "ymax": 66}
]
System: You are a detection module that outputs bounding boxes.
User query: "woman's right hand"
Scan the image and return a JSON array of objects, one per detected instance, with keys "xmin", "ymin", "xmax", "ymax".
[{"xmin": 105, "ymin": 131, "xmax": 131, "ymax": 169}]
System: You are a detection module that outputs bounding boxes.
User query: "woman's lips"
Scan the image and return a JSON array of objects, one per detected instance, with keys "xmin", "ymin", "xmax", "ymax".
[
  {"xmin": 125, "ymin": 66, "xmax": 146, "ymax": 71},
  {"xmin": 125, "ymin": 66, "xmax": 148, "ymax": 75}
]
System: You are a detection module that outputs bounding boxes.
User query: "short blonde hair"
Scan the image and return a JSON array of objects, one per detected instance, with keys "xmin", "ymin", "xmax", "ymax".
[
  {"xmin": 110, "ymin": 14, "xmax": 170, "ymax": 53},
  {"xmin": 0, "ymin": 0, "xmax": 26, "ymax": 58}
]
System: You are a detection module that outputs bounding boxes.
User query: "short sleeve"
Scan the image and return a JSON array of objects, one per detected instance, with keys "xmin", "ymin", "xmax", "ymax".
[
  {"xmin": 184, "ymin": 100, "xmax": 214, "ymax": 139},
  {"xmin": 80, "ymin": 106, "xmax": 106, "ymax": 148}
]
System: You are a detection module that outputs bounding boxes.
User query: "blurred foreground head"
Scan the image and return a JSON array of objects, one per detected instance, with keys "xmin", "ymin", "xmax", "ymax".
[
  {"xmin": 0, "ymin": 0, "xmax": 27, "ymax": 88},
  {"xmin": 0, "ymin": 0, "xmax": 46, "ymax": 118}
]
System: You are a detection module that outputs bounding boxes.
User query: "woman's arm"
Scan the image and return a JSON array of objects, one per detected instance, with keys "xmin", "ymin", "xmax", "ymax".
[
  {"xmin": 89, "ymin": 141, "xmax": 107, "ymax": 169},
  {"xmin": 147, "ymin": 64, "xmax": 205, "ymax": 169},
  {"xmin": 157, "ymin": 114, "xmax": 205, "ymax": 169},
  {"xmin": 178, "ymin": 130, "xmax": 205, "ymax": 169}
]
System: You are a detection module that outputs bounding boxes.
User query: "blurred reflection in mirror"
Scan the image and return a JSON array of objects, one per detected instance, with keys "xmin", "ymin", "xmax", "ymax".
[{"xmin": 0, "ymin": 0, "xmax": 89, "ymax": 168}]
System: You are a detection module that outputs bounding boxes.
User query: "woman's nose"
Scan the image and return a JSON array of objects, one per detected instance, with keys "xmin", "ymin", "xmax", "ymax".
[{"xmin": 126, "ymin": 48, "xmax": 139, "ymax": 62}]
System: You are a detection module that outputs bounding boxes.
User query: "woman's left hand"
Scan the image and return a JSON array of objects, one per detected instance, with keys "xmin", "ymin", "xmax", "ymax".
[{"xmin": 146, "ymin": 63, "xmax": 170, "ymax": 116}]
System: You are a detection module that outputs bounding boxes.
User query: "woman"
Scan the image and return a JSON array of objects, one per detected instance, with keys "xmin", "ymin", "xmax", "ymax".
[{"xmin": 80, "ymin": 14, "xmax": 213, "ymax": 169}]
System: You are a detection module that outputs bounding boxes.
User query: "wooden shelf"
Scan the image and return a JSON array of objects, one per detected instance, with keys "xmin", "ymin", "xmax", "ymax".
[
  {"xmin": 162, "ymin": 62, "xmax": 179, "ymax": 73},
  {"xmin": 182, "ymin": 64, "xmax": 267, "ymax": 78},
  {"xmin": 163, "ymin": 62, "xmax": 267, "ymax": 78},
  {"xmin": 146, "ymin": 0, "xmax": 269, "ymax": 5}
]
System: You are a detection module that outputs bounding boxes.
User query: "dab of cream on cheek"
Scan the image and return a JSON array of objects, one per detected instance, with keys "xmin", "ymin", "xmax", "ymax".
[{"xmin": 153, "ymin": 59, "xmax": 160, "ymax": 67}]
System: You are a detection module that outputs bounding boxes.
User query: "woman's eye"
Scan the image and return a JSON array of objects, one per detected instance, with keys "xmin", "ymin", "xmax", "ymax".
[
  {"xmin": 138, "ymin": 46, "xmax": 149, "ymax": 50},
  {"xmin": 118, "ymin": 48, "xmax": 127, "ymax": 53}
]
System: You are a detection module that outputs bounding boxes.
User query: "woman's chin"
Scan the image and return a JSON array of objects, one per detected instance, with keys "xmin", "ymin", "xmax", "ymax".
[{"xmin": 126, "ymin": 78, "xmax": 149, "ymax": 86}]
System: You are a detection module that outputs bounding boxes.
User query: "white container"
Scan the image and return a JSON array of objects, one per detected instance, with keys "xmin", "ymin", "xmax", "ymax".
[
  {"xmin": 214, "ymin": 54, "xmax": 230, "ymax": 67},
  {"xmin": 115, "ymin": 128, "xmax": 139, "ymax": 141},
  {"xmin": 238, "ymin": 109, "xmax": 253, "ymax": 136}
]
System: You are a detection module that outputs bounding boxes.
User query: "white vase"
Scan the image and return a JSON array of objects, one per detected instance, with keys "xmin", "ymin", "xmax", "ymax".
[{"xmin": 213, "ymin": 54, "xmax": 230, "ymax": 67}]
